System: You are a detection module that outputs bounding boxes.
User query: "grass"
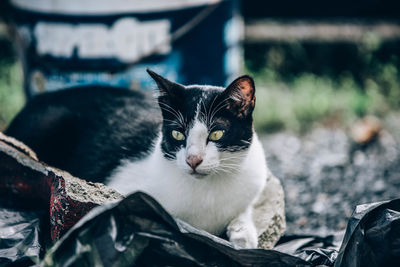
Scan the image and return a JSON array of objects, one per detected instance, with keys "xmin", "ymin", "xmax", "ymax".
[
  {"xmin": 250, "ymin": 64, "xmax": 400, "ymax": 134},
  {"xmin": 0, "ymin": 61, "xmax": 25, "ymax": 131}
]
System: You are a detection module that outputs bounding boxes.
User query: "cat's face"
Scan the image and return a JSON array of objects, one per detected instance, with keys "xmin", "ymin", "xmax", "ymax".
[{"xmin": 148, "ymin": 70, "xmax": 256, "ymax": 179}]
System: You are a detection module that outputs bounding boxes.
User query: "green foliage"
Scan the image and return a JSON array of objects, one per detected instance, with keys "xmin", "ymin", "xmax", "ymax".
[
  {"xmin": 0, "ymin": 62, "xmax": 25, "ymax": 131},
  {"xmin": 246, "ymin": 33, "xmax": 400, "ymax": 133},
  {"xmin": 251, "ymin": 65, "xmax": 400, "ymax": 133}
]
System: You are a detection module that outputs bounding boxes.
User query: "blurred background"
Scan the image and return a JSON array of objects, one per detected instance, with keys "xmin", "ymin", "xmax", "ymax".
[{"xmin": 0, "ymin": 0, "xmax": 400, "ymax": 236}]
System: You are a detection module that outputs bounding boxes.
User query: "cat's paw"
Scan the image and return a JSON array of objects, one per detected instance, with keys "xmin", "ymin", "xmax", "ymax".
[{"xmin": 227, "ymin": 222, "xmax": 258, "ymax": 249}]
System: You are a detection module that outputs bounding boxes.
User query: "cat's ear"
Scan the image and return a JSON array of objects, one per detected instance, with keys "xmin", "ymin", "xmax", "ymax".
[
  {"xmin": 147, "ymin": 69, "xmax": 185, "ymax": 98},
  {"xmin": 222, "ymin": 75, "xmax": 256, "ymax": 118}
]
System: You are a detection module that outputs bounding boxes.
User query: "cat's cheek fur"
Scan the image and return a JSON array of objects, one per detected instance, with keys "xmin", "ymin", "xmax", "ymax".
[{"xmin": 218, "ymin": 150, "xmax": 248, "ymax": 174}]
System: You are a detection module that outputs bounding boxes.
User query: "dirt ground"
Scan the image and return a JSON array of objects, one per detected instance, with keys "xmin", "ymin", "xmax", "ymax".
[{"xmin": 260, "ymin": 118, "xmax": 400, "ymax": 236}]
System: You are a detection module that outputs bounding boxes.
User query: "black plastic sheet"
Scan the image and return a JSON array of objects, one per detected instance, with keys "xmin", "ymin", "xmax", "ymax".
[
  {"xmin": 334, "ymin": 199, "xmax": 400, "ymax": 267},
  {"xmin": 0, "ymin": 207, "xmax": 43, "ymax": 266},
  {"xmin": 41, "ymin": 193, "xmax": 308, "ymax": 267},
  {"xmin": 275, "ymin": 234, "xmax": 343, "ymax": 266},
  {"xmin": 2, "ymin": 192, "xmax": 400, "ymax": 266}
]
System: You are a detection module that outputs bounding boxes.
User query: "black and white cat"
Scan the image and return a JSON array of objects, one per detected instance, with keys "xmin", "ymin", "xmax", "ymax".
[{"xmin": 5, "ymin": 70, "xmax": 267, "ymax": 248}]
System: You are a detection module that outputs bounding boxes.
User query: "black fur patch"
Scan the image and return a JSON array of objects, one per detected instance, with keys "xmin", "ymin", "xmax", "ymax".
[{"xmin": 5, "ymin": 86, "xmax": 161, "ymax": 183}]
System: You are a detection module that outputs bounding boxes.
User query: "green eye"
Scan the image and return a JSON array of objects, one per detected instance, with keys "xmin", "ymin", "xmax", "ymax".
[
  {"xmin": 171, "ymin": 130, "xmax": 185, "ymax": 141},
  {"xmin": 209, "ymin": 130, "xmax": 224, "ymax": 141}
]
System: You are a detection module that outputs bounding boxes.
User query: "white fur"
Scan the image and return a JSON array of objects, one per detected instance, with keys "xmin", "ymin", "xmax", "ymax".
[{"xmin": 107, "ymin": 121, "xmax": 267, "ymax": 248}]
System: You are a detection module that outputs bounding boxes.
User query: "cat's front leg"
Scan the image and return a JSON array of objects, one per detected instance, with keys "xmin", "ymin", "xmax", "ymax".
[{"xmin": 227, "ymin": 207, "xmax": 258, "ymax": 249}]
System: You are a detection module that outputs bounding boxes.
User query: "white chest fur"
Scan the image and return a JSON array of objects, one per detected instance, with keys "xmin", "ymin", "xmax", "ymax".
[{"xmin": 107, "ymin": 133, "xmax": 266, "ymax": 235}]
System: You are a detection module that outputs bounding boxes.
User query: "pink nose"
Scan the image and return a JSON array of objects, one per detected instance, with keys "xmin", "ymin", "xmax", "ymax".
[{"xmin": 186, "ymin": 155, "xmax": 203, "ymax": 170}]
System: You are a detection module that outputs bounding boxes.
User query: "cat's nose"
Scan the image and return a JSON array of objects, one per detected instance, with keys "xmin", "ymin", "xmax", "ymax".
[{"xmin": 186, "ymin": 155, "xmax": 203, "ymax": 170}]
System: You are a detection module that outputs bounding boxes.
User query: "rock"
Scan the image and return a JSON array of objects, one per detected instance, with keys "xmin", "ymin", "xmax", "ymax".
[
  {"xmin": 0, "ymin": 134, "xmax": 51, "ymax": 207},
  {"xmin": 0, "ymin": 132, "xmax": 123, "ymax": 240},
  {"xmin": 254, "ymin": 170, "xmax": 286, "ymax": 249},
  {"xmin": 49, "ymin": 168, "xmax": 123, "ymax": 240},
  {"xmin": 0, "ymin": 132, "xmax": 38, "ymax": 160}
]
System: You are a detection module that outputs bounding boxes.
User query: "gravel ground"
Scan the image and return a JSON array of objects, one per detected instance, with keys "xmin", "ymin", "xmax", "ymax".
[{"xmin": 260, "ymin": 122, "xmax": 400, "ymax": 236}]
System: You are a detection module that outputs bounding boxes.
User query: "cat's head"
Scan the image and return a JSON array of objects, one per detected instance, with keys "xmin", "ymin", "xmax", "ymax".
[{"xmin": 148, "ymin": 69, "xmax": 256, "ymax": 179}]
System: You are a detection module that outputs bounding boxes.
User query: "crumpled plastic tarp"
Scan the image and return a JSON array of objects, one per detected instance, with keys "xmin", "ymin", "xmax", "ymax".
[
  {"xmin": 274, "ymin": 233, "xmax": 343, "ymax": 266},
  {"xmin": 0, "ymin": 206, "xmax": 43, "ymax": 266},
  {"xmin": 334, "ymin": 199, "xmax": 400, "ymax": 267},
  {"xmin": 41, "ymin": 193, "xmax": 308, "ymax": 267},
  {"xmin": 1, "ymin": 192, "xmax": 400, "ymax": 266}
]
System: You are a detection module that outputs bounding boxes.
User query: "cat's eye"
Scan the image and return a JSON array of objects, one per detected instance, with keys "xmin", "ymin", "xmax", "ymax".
[
  {"xmin": 171, "ymin": 130, "xmax": 185, "ymax": 141},
  {"xmin": 209, "ymin": 130, "xmax": 224, "ymax": 141}
]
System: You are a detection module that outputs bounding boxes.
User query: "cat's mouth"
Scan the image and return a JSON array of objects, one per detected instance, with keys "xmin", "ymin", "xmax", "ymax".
[{"xmin": 190, "ymin": 170, "xmax": 208, "ymax": 179}]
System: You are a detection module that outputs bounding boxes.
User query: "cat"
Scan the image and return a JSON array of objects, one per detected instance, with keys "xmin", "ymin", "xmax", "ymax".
[{"xmin": 5, "ymin": 70, "xmax": 267, "ymax": 249}]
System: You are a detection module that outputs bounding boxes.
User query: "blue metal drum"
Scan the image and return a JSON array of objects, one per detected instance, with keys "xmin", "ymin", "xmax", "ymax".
[{"xmin": 9, "ymin": 0, "xmax": 242, "ymax": 97}]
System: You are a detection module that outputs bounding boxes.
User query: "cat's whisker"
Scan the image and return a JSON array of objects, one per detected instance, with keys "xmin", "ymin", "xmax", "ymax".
[
  {"xmin": 160, "ymin": 109, "xmax": 184, "ymax": 127},
  {"xmin": 219, "ymin": 158, "xmax": 245, "ymax": 165},
  {"xmin": 220, "ymin": 166, "xmax": 241, "ymax": 172},
  {"xmin": 215, "ymin": 167, "xmax": 237, "ymax": 175},
  {"xmin": 162, "ymin": 151, "xmax": 177, "ymax": 160},
  {"xmin": 176, "ymin": 110, "xmax": 186, "ymax": 128},
  {"xmin": 208, "ymin": 102, "xmax": 223, "ymax": 124},
  {"xmin": 163, "ymin": 119, "xmax": 182, "ymax": 127},
  {"xmin": 219, "ymin": 160, "xmax": 242, "ymax": 166},
  {"xmin": 162, "ymin": 119, "xmax": 177, "ymax": 123},
  {"xmin": 219, "ymin": 155, "xmax": 243, "ymax": 159},
  {"xmin": 211, "ymin": 101, "xmax": 229, "ymax": 118},
  {"xmin": 159, "ymin": 103, "xmax": 186, "ymax": 127},
  {"xmin": 219, "ymin": 154, "xmax": 245, "ymax": 160},
  {"xmin": 207, "ymin": 95, "xmax": 218, "ymax": 126},
  {"xmin": 158, "ymin": 102, "xmax": 178, "ymax": 115},
  {"xmin": 219, "ymin": 165, "xmax": 241, "ymax": 171},
  {"xmin": 218, "ymin": 146, "xmax": 249, "ymax": 153},
  {"xmin": 211, "ymin": 96, "xmax": 230, "ymax": 114},
  {"xmin": 211, "ymin": 168, "xmax": 224, "ymax": 176},
  {"xmin": 219, "ymin": 163, "xmax": 242, "ymax": 169},
  {"xmin": 240, "ymin": 140, "xmax": 252, "ymax": 145},
  {"xmin": 208, "ymin": 99, "xmax": 230, "ymax": 126},
  {"xmin": 152, "ymin": 98, "xmax": 186, "ymax": 128},
  {"xmin": 159, "ymin": 103, "xmax": 180, "ymax": 118},
  {"xmin": 200, "ymin": 100, "xmax": 210, "ymax": 126},
  {"xmin": 219, "ymin": 158, "xmax": 243, "ymax": 163}
]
